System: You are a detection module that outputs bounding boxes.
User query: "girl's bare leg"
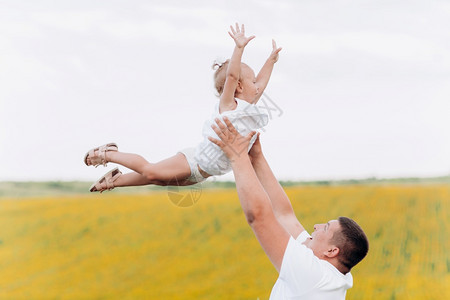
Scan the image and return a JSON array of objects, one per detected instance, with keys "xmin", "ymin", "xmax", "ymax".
[
  {"xmin": 113, "ymin": 171, "xmax": 163, "ymax": 187},
  {"xmin": 112, "ymin": 171, "xmax": 196, "ymax": 187},
  {"xmin": 105, "ymin": 152, "xmax": 191, "ymax": 183}
]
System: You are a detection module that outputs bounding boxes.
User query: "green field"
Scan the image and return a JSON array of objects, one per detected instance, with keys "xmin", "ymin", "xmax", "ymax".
[{"xmin": 0, "ymin": 184, "xmax": 449, "ymax": 299}]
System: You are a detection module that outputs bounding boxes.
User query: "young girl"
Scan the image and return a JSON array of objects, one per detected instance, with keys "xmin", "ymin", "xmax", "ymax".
[{"xmin": 85, "ymin": 23, "xmax": 281, "ymax": 192}]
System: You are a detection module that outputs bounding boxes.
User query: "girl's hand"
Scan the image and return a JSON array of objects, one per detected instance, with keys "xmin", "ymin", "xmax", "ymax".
[
  {"xmin": 228, "ymin": 23, "xmax": 255, "ymax": 49},
  {"xmin": 269, "ymin": 39, "xmax": 282, "ymax": 63},
  {"xmin": 208, "ymin": 117, "xmax": 257, "ymax": 162}
]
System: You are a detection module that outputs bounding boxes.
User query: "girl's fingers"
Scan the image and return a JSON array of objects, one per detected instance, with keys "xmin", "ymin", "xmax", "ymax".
[
  {"xmin": 272, "ymin": 39, "xmax": 277, "ymax": 49},
  {"xmin": 241, "ymin": 24, "xmax": 245, "ymax": 33},
  {"xmin": 230, "ymin": 26, "xmax": 236, "ymax": 35},
  {"xmin": 235, "ymin": 23, "xmax": 240, "ymax": 33}
]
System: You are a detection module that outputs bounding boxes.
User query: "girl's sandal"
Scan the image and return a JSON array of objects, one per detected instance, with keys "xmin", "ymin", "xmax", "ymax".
[
  {"xmin": 84, "ymin": 143, "xmax": 118, "ymax": 167},
  {"xmin": 89, "ymin": 167, "xmax": 122, "ymax": 193}
]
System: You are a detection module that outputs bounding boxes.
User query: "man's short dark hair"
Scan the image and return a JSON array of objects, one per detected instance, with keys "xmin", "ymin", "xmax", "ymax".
[{"xmin": 332, "ymin": 216, "xmax": 369, "ymax": 271}]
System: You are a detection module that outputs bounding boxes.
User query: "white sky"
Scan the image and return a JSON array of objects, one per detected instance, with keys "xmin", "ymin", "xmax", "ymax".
[{"xmin": 1, "ymin": 0, "xmax": 449, "ymax": 181}]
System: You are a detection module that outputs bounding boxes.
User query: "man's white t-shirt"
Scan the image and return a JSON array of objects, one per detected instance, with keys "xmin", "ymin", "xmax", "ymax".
[{"xmin": 269, "ymin": 231, "xmax": 353, "ymax": 300}]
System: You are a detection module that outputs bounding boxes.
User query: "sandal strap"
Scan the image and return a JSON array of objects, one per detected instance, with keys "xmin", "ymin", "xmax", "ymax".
[
  {"xmin": 90, "ymin": 168, "xmax": 122, "ymax": 193},
  {"xmin": 85, "ymin": 143, "xmax": 118, "ymax": 167},
  {"xmin": 88, "ymin": 149, "xmax": 101, "ymax": 166},
  {"xmin": 104, "ymin": 168, "xmax": 122, "ymax": 191},
  {"xmin": 98, "ymin": 145, "xmax": 107, "ymax": 166},
  {"xmin": 93, "ymin": 182, "xmax": 104, "ymax": 192},
  {"xmin": 106, "ymin": 169, "xmax": 122, "ymax": 190},
  {"xmin": 105, "ymin": 174, "xmax": 115, "ymax": 189}
]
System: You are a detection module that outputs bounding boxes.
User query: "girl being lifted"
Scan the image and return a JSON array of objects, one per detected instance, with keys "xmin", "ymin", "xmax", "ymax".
[{"xmin": 84, "ymin": 23, "xmax": 281, "ymax": 192}]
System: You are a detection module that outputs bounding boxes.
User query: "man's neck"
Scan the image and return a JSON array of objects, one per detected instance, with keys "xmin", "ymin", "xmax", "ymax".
[{"xmin": 328, "ymin": 258, "xmax": 350, "ymax": 275}]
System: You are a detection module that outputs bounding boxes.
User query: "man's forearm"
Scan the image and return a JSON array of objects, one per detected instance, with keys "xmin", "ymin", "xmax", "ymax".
[
  {"xmin": 251, "ymin": 154, "xmax": 305, "ymax": 237},
  {"xmin": 208, "ymin": 116, "xmax": 292, "ymax": 271},
  {"xmin": 251, "ymin": 154, "xmax": 295, "ymax": 218},
  {"xmin": 231, "ymin": 156, "xmax": 273, "ymax": 223}
]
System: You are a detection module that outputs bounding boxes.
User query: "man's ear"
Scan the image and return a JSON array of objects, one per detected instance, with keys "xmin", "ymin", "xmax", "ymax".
[{"xmin": 324, "ymin": 246, "xmax": 340, "ymax": 258}]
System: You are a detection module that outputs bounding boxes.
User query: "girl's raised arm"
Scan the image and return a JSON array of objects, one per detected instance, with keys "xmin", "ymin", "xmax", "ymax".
[
  {"xmin": 254, "ymin": 39, "xmax": 282, "ymax": 103},
  {"xmin": 219, "ymin": 23, "xmax": 255, "ymax": 113}
]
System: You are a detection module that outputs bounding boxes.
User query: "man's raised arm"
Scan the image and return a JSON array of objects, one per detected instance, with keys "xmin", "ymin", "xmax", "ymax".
[
  {"xmin": 208, "ymin": 117, "xmax": 290, "ymax": 272},
  {"xmin": 249, "ymin": 135, "xmax": 305, "ymax": 239}
]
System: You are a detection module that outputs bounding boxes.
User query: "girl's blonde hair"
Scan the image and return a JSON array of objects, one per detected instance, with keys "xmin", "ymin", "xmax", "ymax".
[{"xmin": 212, "ymin": 59, "xmax": 230, "ymax": 96}]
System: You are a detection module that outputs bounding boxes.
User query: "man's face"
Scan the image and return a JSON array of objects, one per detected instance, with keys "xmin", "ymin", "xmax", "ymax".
[{"xmin": 304, "ymin": 219, "xmax": 341, "ymax": 259}]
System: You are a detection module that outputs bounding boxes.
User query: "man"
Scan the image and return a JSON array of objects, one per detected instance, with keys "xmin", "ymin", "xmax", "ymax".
[{"xmin": 208, "ymin": 117, "xmax": 369, "ymax": 299}]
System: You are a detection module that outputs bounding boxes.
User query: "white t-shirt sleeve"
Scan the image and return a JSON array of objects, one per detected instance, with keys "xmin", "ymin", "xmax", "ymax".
[{"xmin": 278, "ymin": 231, "xmax": 323, "ymax": 295}]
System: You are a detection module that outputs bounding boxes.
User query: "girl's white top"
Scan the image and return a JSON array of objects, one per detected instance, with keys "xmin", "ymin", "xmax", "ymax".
[{"xmin": 195, "ymin": 98, "xmax": 269, "ymax": 176}]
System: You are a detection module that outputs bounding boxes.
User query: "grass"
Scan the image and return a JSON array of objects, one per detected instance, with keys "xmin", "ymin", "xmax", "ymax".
[{"xmin": 0, "ymin": 184, "xmax": 449, "ymax": 299}]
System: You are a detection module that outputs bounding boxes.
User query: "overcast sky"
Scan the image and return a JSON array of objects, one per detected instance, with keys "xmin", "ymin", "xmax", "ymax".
[{"xmin": 1, "ymin": 0, "xmax": 449, "ymax": 181}]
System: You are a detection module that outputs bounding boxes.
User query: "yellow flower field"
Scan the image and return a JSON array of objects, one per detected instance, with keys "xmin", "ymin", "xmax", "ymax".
[{"xmin": 0, "ymin": 185, "xmax": 449, "ymax": 299}]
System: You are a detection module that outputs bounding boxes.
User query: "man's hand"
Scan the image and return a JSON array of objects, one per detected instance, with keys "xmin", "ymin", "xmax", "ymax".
[
  {"xmin": 208, "ymin": 117, "xmax": 257, "ymax": 162},
  {"xmin": 228, "ymin": 23, "xmax": 255, "ymax": 49},
  {"xmin": 268, "ymin": 39, "xmax": 282, "ymax": 63}
]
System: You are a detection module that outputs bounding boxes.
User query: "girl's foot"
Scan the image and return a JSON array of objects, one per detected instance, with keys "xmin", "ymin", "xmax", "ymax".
[
  {"xmin": 84, "ymin": 143, "xmax": 118, "ymax": 167},
  {"xmin": 90, "ymin": 167, "xmax": 122, "ymax": 192}
]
